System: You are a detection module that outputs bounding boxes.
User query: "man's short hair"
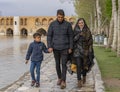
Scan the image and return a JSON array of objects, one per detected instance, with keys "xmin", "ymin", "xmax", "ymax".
[
  {"xmin": 57, "ymin": 9, "xmax": 65, "ymax": 16},
  {"xmin": 33, "ymin": 32, "xmax": 41, "ymax": 38}
]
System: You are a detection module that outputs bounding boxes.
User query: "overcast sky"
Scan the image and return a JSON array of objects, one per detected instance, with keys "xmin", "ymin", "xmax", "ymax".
[{"xmin": 0, "ymin": 0, "xmax": 75, "ymax": 16}]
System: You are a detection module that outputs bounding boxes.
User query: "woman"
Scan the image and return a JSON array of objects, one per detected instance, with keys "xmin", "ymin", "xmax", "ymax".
[{"xmin": 73, "ymin": 18, "xmax": 94, "ymax": 88}]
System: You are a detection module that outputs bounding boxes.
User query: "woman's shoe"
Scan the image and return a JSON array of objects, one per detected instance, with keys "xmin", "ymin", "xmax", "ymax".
[
  {"xmin": 61, "ymin": 81, "xmax": 66, "ymax": 89},
  {"xmin": 78, "ymin": 80, "xmax": 82, "ymax": 88},
  {"xmin": 57, "ymin": 79, "xmax": 62, "ymax": 85},
  {"xmin": 83, "ymin": 76, "xmax": 86, "ymax": 84}
]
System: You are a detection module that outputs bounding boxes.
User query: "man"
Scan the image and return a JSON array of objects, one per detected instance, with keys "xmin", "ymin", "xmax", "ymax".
[{"xmin": 47, "ymin": 9, "xmax": 73, "ymax": 89}]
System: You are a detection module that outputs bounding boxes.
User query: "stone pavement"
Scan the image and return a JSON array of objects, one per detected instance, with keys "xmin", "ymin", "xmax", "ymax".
[{"xmin": 3, "ymin": 54, "xmax": 104, "ymax": 92}]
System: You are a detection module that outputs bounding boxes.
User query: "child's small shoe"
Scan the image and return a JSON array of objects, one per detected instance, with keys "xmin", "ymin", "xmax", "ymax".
[
  {"xmin": 35, "ymin": 82, "xmax": 40, "ymax": 87},
  {"xmin": 31, "ymin": 80, "xmax": 36, "ymax": 86}
]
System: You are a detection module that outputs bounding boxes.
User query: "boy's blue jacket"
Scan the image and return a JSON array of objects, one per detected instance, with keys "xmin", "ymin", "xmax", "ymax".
[{"xmin": 26, "ymin": 41, "xmax": 48, "ymax": 62}]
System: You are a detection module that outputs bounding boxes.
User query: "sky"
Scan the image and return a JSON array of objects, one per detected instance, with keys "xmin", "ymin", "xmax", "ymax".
[{"xmin": 0, "ymin": 0, "xmax": 75, "ymax": 16}]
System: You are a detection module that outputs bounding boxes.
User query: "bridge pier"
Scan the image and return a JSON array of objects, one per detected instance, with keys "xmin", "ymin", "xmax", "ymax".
[{"xmin": 14, "ymin": 16, "xmax": 20, "ymax": 36}]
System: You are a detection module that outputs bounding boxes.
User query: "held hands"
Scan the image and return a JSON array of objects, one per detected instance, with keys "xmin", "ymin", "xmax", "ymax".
[
  {"xmin": 48, "ymin": 48, "xmax": 72, "ymax": 54},
  {"xmin": 48, "ymin": 48, "xmax": 53, "ymax": 53},
  {"xmin": 25, "ymin": 60, "xmax": 29, "ymax": 64}
]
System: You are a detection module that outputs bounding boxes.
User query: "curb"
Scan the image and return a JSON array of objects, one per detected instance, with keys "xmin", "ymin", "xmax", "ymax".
[{"xmin": 92, "ymin": 58, "xmax": 105, "ymax": 92}]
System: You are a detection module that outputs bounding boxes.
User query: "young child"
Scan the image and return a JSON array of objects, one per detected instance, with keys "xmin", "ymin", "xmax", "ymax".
[{"xmin": 25, "ymin": 32, "xmax": 49, "ymax": 87}]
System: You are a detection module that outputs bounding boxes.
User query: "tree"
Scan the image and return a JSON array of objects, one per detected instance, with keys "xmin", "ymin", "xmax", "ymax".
[
  {"xmin": 112, "ymin": 0, "xmax": 118, "ymax": 51},
  {"xmin": 117, "ymin": 0, "xmax": 120, "ymax": 56},
  {"xmin": 96, "ymin": 0, "xmax": 102, "ymax": 34},
  {"xmin": 74, "ymin": 0, "xmax": 95, "ymax": 31}
]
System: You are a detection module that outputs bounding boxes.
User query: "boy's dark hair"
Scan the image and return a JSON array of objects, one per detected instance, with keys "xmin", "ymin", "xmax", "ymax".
[
  {"xmin": 57, "ymin": 9, "xmax": 65, "ymax": 16},
  {"xmin": 33, "ymin": 32, "xmax": 41, "ymax": 38}
]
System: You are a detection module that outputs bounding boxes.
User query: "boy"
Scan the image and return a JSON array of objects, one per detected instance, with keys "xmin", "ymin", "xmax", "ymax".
[{"xmin": 25, "ymin": 32, "xmax": 49, "ymax": 87}]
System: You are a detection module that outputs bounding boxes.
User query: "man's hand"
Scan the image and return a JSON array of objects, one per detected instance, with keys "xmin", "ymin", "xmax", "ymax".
[
  {"xmin": 48, "ymin": 48, "xmax": 53, "ymax": 53},
  {"xmin": 68, "ymin": 49, "xmax": 72, "ymax": 54},
  {"xmin": 25, "ymin": 60, "xmax": 29, "ymax": 64}
]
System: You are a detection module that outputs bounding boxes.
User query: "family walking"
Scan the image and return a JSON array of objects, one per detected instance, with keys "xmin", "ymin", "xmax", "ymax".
[{"xmin": 25, "ymin": 9, "xmax": 94, "ymax": 89}]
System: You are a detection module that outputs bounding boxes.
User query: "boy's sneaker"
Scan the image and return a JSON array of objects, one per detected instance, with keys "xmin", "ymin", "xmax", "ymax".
[
  {"xmin": 35, "ymin": 82, "xmax": 40, "ymax": 87},
  {"xmin": 31, "ymin": 80, "xmax": 36, "ymax": 86}
]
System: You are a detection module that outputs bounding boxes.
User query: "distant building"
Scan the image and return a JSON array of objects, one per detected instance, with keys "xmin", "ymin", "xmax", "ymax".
[{"xmin": 0, "ymin": 16, "xmax": 75, "ymax": 36}]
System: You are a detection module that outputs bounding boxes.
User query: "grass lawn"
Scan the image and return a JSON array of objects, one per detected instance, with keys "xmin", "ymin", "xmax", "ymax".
[{"xmin": 94, "ymin": 46, "xmax": 120, "ymax": 92}]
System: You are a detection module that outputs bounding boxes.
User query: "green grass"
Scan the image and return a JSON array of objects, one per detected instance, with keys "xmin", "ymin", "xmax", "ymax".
[{"xmin": 94, "ymin": 46, "xmax": 120, "ymax": 92}]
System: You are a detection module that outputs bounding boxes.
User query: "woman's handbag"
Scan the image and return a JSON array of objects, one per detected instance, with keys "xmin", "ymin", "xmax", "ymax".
[{"xmin": 71, "ymin": 63, "xmax": 77, "ymax": 73}]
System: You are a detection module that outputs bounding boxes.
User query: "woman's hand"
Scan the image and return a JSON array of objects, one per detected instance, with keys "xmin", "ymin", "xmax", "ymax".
[
  {"xmin": 80, "ymin": 32, "xmax": 83, "ymax": 36},
  {"xmin": 68, "ymin": 49, "xmax": 72, "ymax": 54}
]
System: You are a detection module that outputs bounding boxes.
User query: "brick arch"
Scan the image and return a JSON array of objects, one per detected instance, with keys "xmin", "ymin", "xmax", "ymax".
[
  {"xmin": 35, "ymin": 18, "xmax": 40, "ymax": 26},
  {"xmin": 6, "ymin": 18, "xmax": 9, "ymax": 25},
  {"xmin": 24, "ymin": 18, "xmax": 27, "ymax": 25},
  {"xmin": 48, "ymin": 18, "xmax": 54, "ymax": 24},
  {"xmin": 6, "ymin": 28, "xmax": 13, "ymax": 36},
  {"xmin": 20, "ymin": 18, "xmax": 24, "ymax": 25},
  {"xmin": 69, "ymin": 18, "xmax": 75, "ymax": 25},
  {"xmin": 20, "ymin": 28, "xmax": 28, "ymax": 36},
  {"xmin": 36, "ymin": 28, "xmax": 47, "ymax": 36},
  {"xmin": 42, "ymin": 18, "xmax": 47, "ymax": 25},
  {"xmin": 1, "ymin": 18, "xmax": 4, "ymax": 25},
  {"xmin": 10, "ymin": 18, "xmax": 13, "ymax": 25}
]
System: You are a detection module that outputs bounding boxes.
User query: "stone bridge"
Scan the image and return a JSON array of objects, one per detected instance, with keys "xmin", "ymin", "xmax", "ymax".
[{"xmin": 0, "ymin": 16, "xmax": 75, "ymax": 36}]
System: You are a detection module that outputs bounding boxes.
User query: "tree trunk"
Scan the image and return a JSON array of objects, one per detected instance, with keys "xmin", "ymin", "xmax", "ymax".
[
  {"xmin": 94, "ymin": 3, "xmax": 97, "ymax": 35},
  {"xmin": 96, "ymin": 0, "xmax": 102, "ymax": 34},
  {"xmin": 107, "ymin": 17, "xmax": 114, "ymax": 48},
  {"xmin": 112, "ymin": 0, "xmax": 118, "ymax": 51},
  {"xmin": 117, "ymin": 0, "xmax": 120, "ymax": 56}
]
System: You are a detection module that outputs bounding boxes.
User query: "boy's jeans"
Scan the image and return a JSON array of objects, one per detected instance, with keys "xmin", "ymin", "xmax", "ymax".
[{"xmin": 30, "ymin": 61, "xmax": 41, "ymax": 83}]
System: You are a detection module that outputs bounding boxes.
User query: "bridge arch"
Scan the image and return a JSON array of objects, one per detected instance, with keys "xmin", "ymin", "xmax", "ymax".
[
  {"xmin": 1, "ymin": 18, "xmax": 4, "ymax": 25},
  {"xmin": 48, "ymin": 18, "xmax": 54, "ymax": 24},
  {"xmin": 6, "ymin": 18, "xmax": 9, "ymax": 25},
  {"xmin": 36, "ymin": 28, "xmax": 47, "ymax": 36},
  {"xmin": 69, "ymin": 18, "xmax": 75, "ymax": 25},
  {"xmin": 21, "ymin": 28, "xmax": 28, "ymax": 36},
  {"xmin": 42, "ymin": 18, "xmax": 47, "ymax": 25},
  {"xmin": 35, "ymin": 18, "xmax": 40, "ymax": 26},
  {"xmin": 6, "ymin": 28, "xmax": 13, "ymax": 36}
]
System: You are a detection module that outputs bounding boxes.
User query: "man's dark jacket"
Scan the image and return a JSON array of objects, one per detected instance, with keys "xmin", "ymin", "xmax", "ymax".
[{"xmin": 47, "ymin": 20, "xmax": 73, "ymax": 50}]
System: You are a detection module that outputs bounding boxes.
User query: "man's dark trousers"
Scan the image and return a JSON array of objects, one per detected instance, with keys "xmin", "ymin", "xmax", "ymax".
[{"xmin": 53, "ymin": 49, "xmax": 68, "ymax": 82}]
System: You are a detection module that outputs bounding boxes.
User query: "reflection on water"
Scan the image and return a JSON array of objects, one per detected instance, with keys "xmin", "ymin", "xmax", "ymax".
[{"xmin": 0, "ymin": 36, "xmax": 47, "ymax": 89}]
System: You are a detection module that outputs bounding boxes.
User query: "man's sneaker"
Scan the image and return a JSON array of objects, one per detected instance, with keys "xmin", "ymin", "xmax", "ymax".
[
  {"xmin": 31, "ymin": 80, "xmax": 36, "ymax": 86},
  {"xmin": 60, "ymin": 81, "xmax": 66, "ymax": 89},
  {"xmin": 57, "ymin": 79, "xmax": 62, "ymax": 85},
  {"xmin": 35, "ymin": 82, "xmax": 40, "ymax": 87}
]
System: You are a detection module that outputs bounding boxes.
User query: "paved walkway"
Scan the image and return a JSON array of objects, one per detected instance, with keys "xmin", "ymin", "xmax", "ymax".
[{"xmin": 3, "ymin": 54, "xmax": 104, "ymax": 92}]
